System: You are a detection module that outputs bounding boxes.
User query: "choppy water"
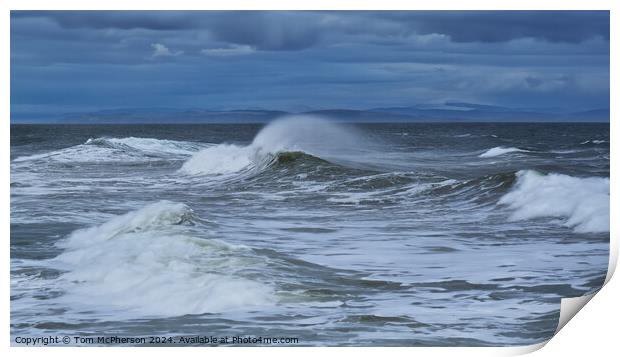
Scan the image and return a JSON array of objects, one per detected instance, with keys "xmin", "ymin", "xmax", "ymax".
[{"xmin": 10, "ymin": 117, "xmax": 610, "ymax": 346}]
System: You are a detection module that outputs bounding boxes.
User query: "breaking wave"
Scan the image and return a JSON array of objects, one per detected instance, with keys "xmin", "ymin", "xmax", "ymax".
[
  {"xmin": 479, "ymin": 146, "xmax": 529, "ymax": 158},
  {"xmin": 180, "ymin": 115, "xmax": 370, "ymax": 176},
  {"xmin": 13, "ymin": 137, "xmax": 205, "ymax": 163},
  {"xmin": 85, "ymin": 137, "xmax": 205, "ymax": 156},
  {"xmin": 499, "ymin": 170, "xmax": 609, "ymax": 233},
  {"xmin": 50, "ymin": 201, "xmax": 274, "ymax": 317}
]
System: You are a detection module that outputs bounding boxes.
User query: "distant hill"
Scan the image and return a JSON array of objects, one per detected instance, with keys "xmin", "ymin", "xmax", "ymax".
[
  {"xmin": 11, "ymin": 102, "xmax": 609, "ymax": 124},
  {"xmin": 366, "ymin": 104, "xmax": 609, "ymax": 122},
  {"xmin": 59, "ymin": 109, "xmax": 289, "ymax": 124}
]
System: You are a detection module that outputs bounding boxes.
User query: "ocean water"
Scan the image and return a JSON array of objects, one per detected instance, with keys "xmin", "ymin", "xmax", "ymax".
[{"xmin": 10, "ymin": 117, "xmax": 610, "ymax": 346}]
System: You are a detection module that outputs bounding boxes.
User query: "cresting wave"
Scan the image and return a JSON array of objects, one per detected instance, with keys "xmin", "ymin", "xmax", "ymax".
[
  {"xmin": 180, "ymin": 116, "xmax": 369, "ymax": 175},
  {"xmin": 85, "ymin": 137, "xmax": 205, "ymax": 156},
  {"xmin": 13, "ymin": 137, "xmax": 205, "ymax": 163},
  {"xmin": 499, "ymin": 170, "xmax": 609, "ymax": 233},
  {"xmin": 479, "ymin": 146, "xmax": 530, "ymax": 158},
  {"xmin": 50, "ymin": 201, "xmax": 274, "ymax": 317}
]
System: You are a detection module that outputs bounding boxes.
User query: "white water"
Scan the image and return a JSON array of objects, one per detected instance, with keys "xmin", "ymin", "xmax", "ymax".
[
  {"xmin": 49, "ymin": 201, "xmax": 274, "ymax": 317},
  {"xmin": 10, "ymin": 123, "xmax": 610, "ymax": 345},
  {"xmin": 86, "ymin": 137, "xmax": 204, "ymax": 156},
  {"xmin": 479, "ymin": 146, "xmax": 529, "ymax": 158},
  {"xmin": 180, "ymin": 116, "xmax": 367, "ymax": 175},
  {"xmin": 580, "ymin": 140, "xmax": 608, "ymax": 145},
  {"xmin": 499, "ymin": 170, "xmax": 609, "ymax": 233},
  {"xmin": 13, "ymin": 137, "xmax": 204, "ymax": 163}
]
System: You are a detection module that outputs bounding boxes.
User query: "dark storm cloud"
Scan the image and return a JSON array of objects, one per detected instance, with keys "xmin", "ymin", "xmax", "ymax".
[
  {"xmin": 13, "ymin": 10, "xmax": 609, "ymax": 48},
  {"xmin": 12, "ymin": 11, "xmax": 322, "ymax": 50},
  {"xmin": 375, "ymin": 11, "xmax": 609, "ymax": 43},
  {"xmin": 11, "ymin": 10, "xmax": 201, "ymax": 30},
  {"xmin": 200, "ymin": 12, "xmax": 321, "ymax": 51},
  {"xmin": 9, "ymin": 11, "xmax": 610, "ymax": 119}
]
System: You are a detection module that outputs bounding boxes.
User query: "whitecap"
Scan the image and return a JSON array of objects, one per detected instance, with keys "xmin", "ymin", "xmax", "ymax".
[
  {"xmin": 49, "ymin": 201, "xmax": 274, "ymax": 317},
  {"xmin": 580, "ymin": 140, "xmax": 608, "ymax": 145},
  {"xmin": 180, "ymin": 115, "xmax": 369, "ymax": 176},
  {"xmin": 479, "ymin": 146, "xmax": 529, "ymax": 158},
  {"xmin": 499, "ymin": 170, "xmax": 609, "ymax": 233},
  {"xmin": 13, "ymin": 137, "xmax": 205, "ymax": 163}
]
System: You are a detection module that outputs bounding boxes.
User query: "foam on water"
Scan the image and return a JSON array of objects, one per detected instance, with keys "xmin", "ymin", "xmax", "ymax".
[
  {"xmin": 86, "ymin": 137, "xmax": 205, "ymax": 156},
  {"xmin": 13, "ymin": 137, "xmax": 204, "ymax": 163},
  {"xmin": 180, "ymin": 115, "xmax": 368, "ymax": 175},
  {"xmin": 49, "ymin": 201, "xmax": 274, "ymax": 317},
  {"xmin": 499, "ymin": 170, "xmax": 609, "ymax": 233},
  {"xmin": 580, "ymin": 140, "xmax": 608, "ymax": 145},
  {"xmin": 479, "ymin": 146, "xmax": 529, "ymax": 158},
  {"xmin": 180, "ymin": 144, "xmax": 260, "ymax": 175}
]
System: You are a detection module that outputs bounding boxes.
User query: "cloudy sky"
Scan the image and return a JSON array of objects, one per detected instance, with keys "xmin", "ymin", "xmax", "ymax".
[{"xmin": 11, "ymin": 11, "xmax": 609, "ymax": 119}]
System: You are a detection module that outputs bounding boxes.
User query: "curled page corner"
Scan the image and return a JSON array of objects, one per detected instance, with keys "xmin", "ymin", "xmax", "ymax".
[
  {"xmin": 510, "ymin": 292, "xmax": 599, "ymax": 355},
  {"xmin": 604, "ymin": 234, "xmax": 618, "ymax": 285},
  {"xmin": 555, "ymin": 293, "xmax": 597, "ymax": 334},
  {"xmin": 505, "ymin": 341, "xmax": 548, "ymax": 355},
  {"xmin": 540, "ymin": 244, "xmax": 617, "ymax": 349}
]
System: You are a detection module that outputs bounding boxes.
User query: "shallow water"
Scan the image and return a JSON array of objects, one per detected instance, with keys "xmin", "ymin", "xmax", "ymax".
[{"xmin": 10, "ymin": 118, "xmax": 609, "ymax": 346}]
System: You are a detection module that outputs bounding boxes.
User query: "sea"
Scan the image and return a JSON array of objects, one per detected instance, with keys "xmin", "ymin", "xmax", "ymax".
[{"xmin": 10, "ymin": 117, "xmax": 610, "ymax": 346}]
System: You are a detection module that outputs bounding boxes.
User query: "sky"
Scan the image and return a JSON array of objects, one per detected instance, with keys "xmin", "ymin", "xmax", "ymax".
[{"xmin": 10, "ymin": 10, "xmax": 610, "ymax": 120}]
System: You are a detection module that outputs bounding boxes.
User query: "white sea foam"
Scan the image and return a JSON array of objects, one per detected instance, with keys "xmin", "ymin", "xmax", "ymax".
[
  {"xmin": 479, "ymin": 146, "xmax": 529, "ymax": 158},
  {"xmin": 51, "ymin": 201, "xmax": 274, "ymax": 317},
  {"xmin": 86, "ymin": 137, "xmax": 205, "ymax": 156},
  {"xmin": 180, "ymin": 115, "xmax": 366, "ymax": 175},
  {"xmin": 13, "ymin": 137, "xmax": 204, "ymax": 163},
  {"xmin": 180, "ymin": 144, "xmax": 259, "ymax": 175},
  {"xmin": 580, "ymin": 140, "xmax": 608, "ymax": 145},
  {"xmin": 499, "ymin": 170, "xmax": 609, "ymax": 233},
  {"xmin": 12, "ymin": 144, "xmax": 137, "ymax": 163}
]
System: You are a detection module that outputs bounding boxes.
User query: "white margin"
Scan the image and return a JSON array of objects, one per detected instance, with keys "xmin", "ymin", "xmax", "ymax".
[{"xmin": 2, "ymin": 1, "xmax": 617, "ymax": 356}]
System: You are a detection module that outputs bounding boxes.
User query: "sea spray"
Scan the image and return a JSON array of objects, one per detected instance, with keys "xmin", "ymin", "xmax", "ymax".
[{"xmin": 180, "ymin": 115, "xmax": 371, "ymax": 176}]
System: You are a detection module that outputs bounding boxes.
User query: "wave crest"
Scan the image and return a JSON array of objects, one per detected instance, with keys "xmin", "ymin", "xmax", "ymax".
[
  {"xmin": 59, "ymin": 201, "xmax": 194, "ymax": 248},
  {"xmin": 85, "ymin": 137, "xmax": 204, "ymax": 156},
  {"xmin": 13, "ymin": 137, "xmax": 204, "ymax": 163},
  {"xmin": 499, "ymin": 170, "xmax": 609, "ymax": 233},
  {"xmin": 180, "ymin": 115, "xmax": 367, "ymax": 176},
  {"xmin": 479, "ymin": 146, "xmax": 529, "ymax": 158},
  {"xmin": 51, "ymin": 201, "xmax": 274, "ymax": 317}
]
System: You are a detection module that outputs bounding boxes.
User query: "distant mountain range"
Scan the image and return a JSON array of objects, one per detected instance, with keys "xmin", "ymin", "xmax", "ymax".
[{"xmin": 12, "ymin": 102, "xmax": 610, "ymax": 124}]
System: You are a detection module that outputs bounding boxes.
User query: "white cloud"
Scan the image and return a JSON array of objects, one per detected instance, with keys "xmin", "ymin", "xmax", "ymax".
[
  {"xmin": 201, "ymin": 44, "xmax": 255, "ymax": 57},
  {"xmin": 151, "ymin": 43, "xmax": 183, "ymax": 57}
]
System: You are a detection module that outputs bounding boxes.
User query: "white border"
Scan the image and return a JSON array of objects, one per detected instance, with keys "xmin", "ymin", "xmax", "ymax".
[{"xmin": 3, "ymin": 1, "xmax": 617, "ymax": 356}]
